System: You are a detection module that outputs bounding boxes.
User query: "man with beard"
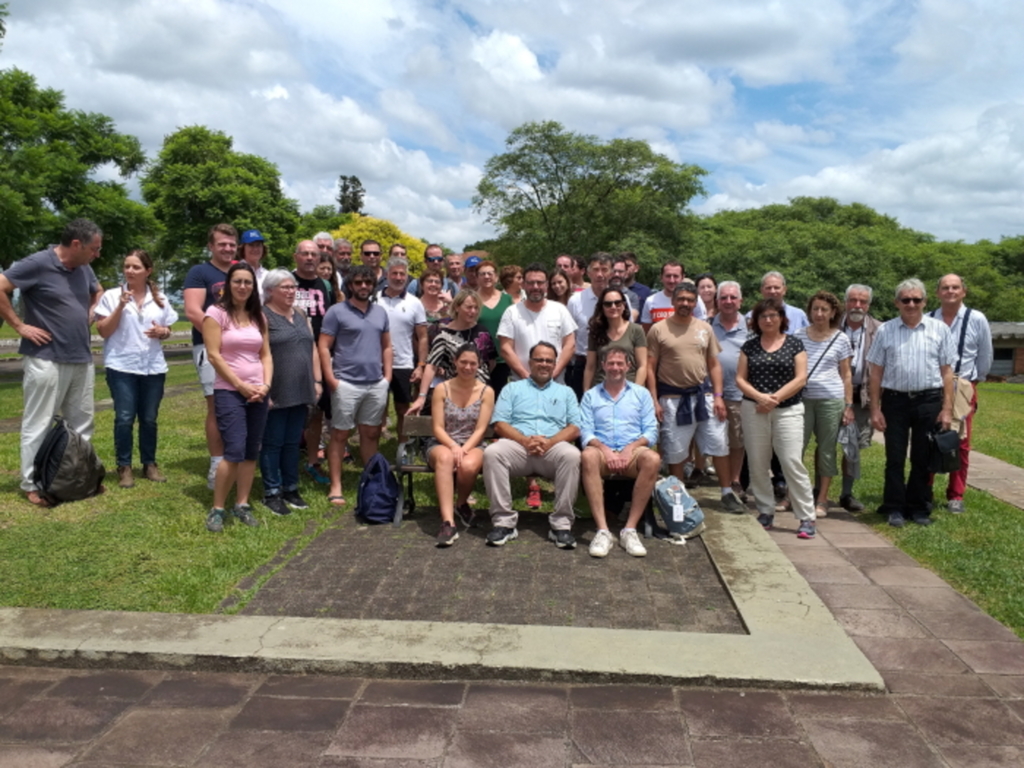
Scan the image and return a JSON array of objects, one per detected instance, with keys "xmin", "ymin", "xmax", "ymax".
[
  {"xmin": 641, "ymin": 261, "xmax": 706, "ymax": 333},
  {"xmin": 611, "ymin": 256, "xmax": 640, "ymax": 322}
]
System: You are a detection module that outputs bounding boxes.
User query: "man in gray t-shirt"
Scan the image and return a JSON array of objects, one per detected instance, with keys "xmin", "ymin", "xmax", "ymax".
[{"xmin": 0, "ymin": 219, "xmax": 104, "ymax": 504}]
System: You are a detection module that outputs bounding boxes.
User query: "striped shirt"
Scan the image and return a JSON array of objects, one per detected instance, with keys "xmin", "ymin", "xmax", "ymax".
[
  {"xmin": 794, "ymin": 329, "xmax": 852, "ymax": 400},
  {"xmin": 866, "ymin": 316, "xmax": 955, "ymax": 392},
  {"xmin": 929, "ymin": 305, "xmax": 993, "ymax": 381}
]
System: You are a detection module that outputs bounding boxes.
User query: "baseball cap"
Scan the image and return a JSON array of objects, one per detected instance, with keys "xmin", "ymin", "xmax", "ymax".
[
  {"xmin": 240, "ymin": 229, "xmax": 265, "ymax": 244},
  {"xmin": 464, "ymin": 255, "xmax": 483, "ymax": 269}
]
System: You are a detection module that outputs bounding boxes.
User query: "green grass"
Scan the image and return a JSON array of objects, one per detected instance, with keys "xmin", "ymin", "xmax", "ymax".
[
  {"xmin": 972, "ymin": 382, "xmax": 1024, "ymax": 468},
  {"xmin": 848, "ymin": 443, "xmax": 1024, "ymax": 639}
]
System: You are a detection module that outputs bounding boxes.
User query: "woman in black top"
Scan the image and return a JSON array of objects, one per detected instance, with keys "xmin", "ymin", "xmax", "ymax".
[{"xmin": 735, "ymin": 298, "xmax": 817, "ymax": 538}]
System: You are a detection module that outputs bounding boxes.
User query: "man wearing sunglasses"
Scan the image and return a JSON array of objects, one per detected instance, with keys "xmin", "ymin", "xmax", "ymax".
[
  {"xmin": 867, "ymin": 278, "xmax": 955, "ymax": 527},
  {"xmin": 407, "ymin": 244, "xmax": 458, "ymax": 298},
  {"xmin": 359, "ymin": 239, "xmax": 388, "ymax": 294}
]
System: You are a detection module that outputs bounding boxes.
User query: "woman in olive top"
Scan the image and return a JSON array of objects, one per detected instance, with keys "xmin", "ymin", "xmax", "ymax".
[{"xmin": 583, "ymin": 287, "xmax": 648, "ymax": 392}]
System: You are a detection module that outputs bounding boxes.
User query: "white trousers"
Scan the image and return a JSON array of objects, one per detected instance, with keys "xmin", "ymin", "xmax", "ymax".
[{"xmin": 740, "ymin": 400, "xmax": 815, "ymax": 521}]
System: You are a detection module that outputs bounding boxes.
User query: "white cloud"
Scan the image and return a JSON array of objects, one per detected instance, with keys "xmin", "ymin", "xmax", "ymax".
[{"xmin": 754, "ymin": 121, "xmax": 834, "ymax": 146}]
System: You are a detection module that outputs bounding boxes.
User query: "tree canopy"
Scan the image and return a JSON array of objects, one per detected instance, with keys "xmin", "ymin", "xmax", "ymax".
[
  {"xmin": 336, "ymin": 175, "xmax": 365, "ymax": 215},
  {"xmin": 332, "ymin": 215, "xmax": 428, "ymax": 274},
  {"xmin": 473, "ymin": 120, "xmax": 707, "ymax": 266}
]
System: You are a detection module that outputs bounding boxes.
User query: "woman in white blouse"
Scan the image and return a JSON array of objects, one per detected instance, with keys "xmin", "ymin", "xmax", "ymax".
[{"xmin": 94, "ymin": 250, "xmax": 178, "ymax": 488}]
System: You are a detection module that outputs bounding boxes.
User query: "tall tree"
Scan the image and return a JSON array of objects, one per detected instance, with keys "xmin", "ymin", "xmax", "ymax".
[
  {"xmin": 141, "ymin": 126, "xmax": 300, "ymax": 288},
  {"xmin": 0, "ymin": 68, "xmax": 157, "ymax": 272},
  {"xmin": 336, "ymin": 175, "xmax": 365, "ymax": 214},
  {"xmin": 473, "ymin": 120, "xmax": 707, "ymax": 264},
  {"xmin": 299, "ymin": 204, "xmax": 353, "ymax": 239}
]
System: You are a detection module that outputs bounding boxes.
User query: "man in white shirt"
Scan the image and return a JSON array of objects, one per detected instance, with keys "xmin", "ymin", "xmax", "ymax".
[{"xmin": 641, "ymin": 261, "xmax": 705, "ymax": 333}]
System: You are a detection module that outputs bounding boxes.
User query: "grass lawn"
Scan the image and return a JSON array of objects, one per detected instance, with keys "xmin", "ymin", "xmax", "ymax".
[{"xmin": 972, "ymin": 382, "xmax": 1024, "ymax": 468}]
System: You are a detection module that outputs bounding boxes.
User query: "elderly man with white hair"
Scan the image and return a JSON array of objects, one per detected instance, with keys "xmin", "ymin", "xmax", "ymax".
[{"xmin": 711, "ymin": 280, "xmax": 749, "ymax": 499}]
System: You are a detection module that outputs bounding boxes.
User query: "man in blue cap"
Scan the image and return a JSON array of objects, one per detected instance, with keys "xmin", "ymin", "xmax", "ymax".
[
  {"xmin": 463, "ymin": 255, "xmax": 483, "ymax": 291},
  {"xmin": 239, "ymin": 229, "xmax": 268, "ymax": 300}
]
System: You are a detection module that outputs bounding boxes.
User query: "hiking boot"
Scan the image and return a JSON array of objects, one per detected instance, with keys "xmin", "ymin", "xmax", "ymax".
[
  {"xmin": 142, "ymin": 463, "xmax": 166, "ymax": 483},
  {"xmin": 233, "ymin": 504, "xmax": 260, "ymax": 527},
  {"xmin": 721, "ymin": 491, "xmax": 745, "ymax": 514},
  {"xmin": 304, "ymin": 463, "xmax": 330, "ymax": 485},
  {"xmin": 797, "ymin": 520, "xmax": 816, "ymax": 539},
  {"xmin": 947, "ymin": 499, "xmax": 965, "ymax": 514},
  {"xmin": 263, "ymin": 495, "xmax": 291, "ymax": 517},
  {"xmin": 887, "ymin": 511, "xmax": 906, "ymax": 528},
  {"xmin": 436, "ymin": 521, "xmax": 459, "ymax": 547},
  {"xmin": 206, "ymin": 508, "xmax": 225, "ymax": 533},
  {"xmin": 757, "ymin": 512, "xmax": 774, "ymax": 530},
  {"xmin": 548, "ymin": 529, "xmax": 577, "ymax": 550},
  {"xmin": 619, "ymin": 529, "xmax": 647, "ymax": 557},
  {"xmin": 589, "ymin": 529, "xmax": 614, "ymax": 558},
  {"xmin": 526, "ymin": 483, "xmax": 542, "ymax": 509},
  {"xmin": 282, "ymin": 490, "xmax": 309, "ymax": 509},
  {"xmin": 486, "ymin": 526, "xmax": 518, "ymax": 546},
  {"xmin": 117, "ymin": 465, "xmax": 135, "ymax": 489},
  {"xmin": 840, "ymin": 494, "xmax": 864, "ymax": 512},
  {"xmin": 455, "ymin": 503, "xmax": 477, "ymax": 528}
]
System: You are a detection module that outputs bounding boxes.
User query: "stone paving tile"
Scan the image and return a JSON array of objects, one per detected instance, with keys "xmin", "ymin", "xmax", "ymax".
[
  {"xmin": 689, "ymin": 738, "xmax": 824, "ymax": 768},
  {"xmin": 939, "ymin": 745, "xmax": 1024, "ymax": 768},
  {"xmin": 0, "ymin": 697, "xmax": 129, "ymax": 744},
  {"xmin": 852, "ymin": 637, "xmax": 970, "ymax": 674},
  {"xmin": 319, "ymin": 758, "xmax": 439, "ymax": 768},
  {"xmin": 360, "ymin": 681, "xmax": 465, "ymax": 707},
  {"xmin": 863, "ymin": 566, "xmax": 948, "ymax": 588},
  {"xmin": 80, "ymin": 707, "xmax": 232, "ymax": 765},
  {"xmin": 802, "ymin": 720, "xmax": 947, "ymax": 768},
  {"xmin": 141, "ymin": 671, "xmax": 256, "ymax": 708},
  {"xmin": 791, "ymin": 562, "xmax": 872, "ymax": 585},
  {"xmin": 325, "ymin": 706, "xmax": 453, "ymax": 760},
  {"xmin": 569, "ymin": 684, "xmax": 676, "ymax": 711},
  {"xmin": 884, "ymin": 586, "xmax": 981, "ymax": 614},
  {"xmin": 839, "ymin": 547, "xmax": 919, "ymax": 569},
  {"xmin": 229, "ymin": 695, "xmax": 350, "ymax": 731},
  {"xmin": 571, "ymin": 710, "xmax": 691, "ymax": 765},
  {"xmin": 912, "ymin": 611, "xmax": 1020, "ymax": 642},
  {"xmin": 0, "ymin": 677, "xmax": 53, "ymax": 719},
  {"xmin": 813, "ymin": 583, "xmax": 901, "ymax": 611},
  {"xmin": 0, "ymin": 745, "xmax": 77, "ymax": 768},
  {"xmin": 786, "ymin": 692, "xmax": 906, "ymax": 720},
  {"xmin": 445, "ymin": 732, "xmax": 569, "ymax": 768},
  {"xmin": 832, "ymin": 609, "xmax": 929, "ymax": 639},
  {"xmin": 980, "ymin": 675, "xmax": 1024, "ymax": 698},
  {"xmin": 257, "ymin": 675, "xmax": 363, "ymax": 699},
  {"xmin": 943, "ymin": 640, "xmax": 1024, "ymax": 675},
  {"xmin": 897, "ymin": 696, "xmax": 1024, "ymax": 746},
  {"xmin": 676, "ymin": 690, "xmax": 800, "ymax": 739},
  {"xmin": 459, "ymin": 684, "xmax": 568, "ymax": 733},
  {"xmin": 1004, "ymin": 699, "xmax": 1024, "ymax": 721},
  {"xmin": 193, "ymin": 729, "xmax": 334, "ymax": 768},
  {"xmin": 821, "ymin": 531, "xmax": 893, "ymax": 549},
  {"xmin": 882, "ymin": 672, "xmax": 996, "ymax": 697},
  {"xmin": 43, "ymin": 670, "xmax": 162, "ymax": 701}
]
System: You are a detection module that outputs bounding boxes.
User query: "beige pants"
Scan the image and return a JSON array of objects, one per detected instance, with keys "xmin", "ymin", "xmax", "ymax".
[{"xmin": 482, "ymin": 439, "xmax": 581, "ymax": 530}]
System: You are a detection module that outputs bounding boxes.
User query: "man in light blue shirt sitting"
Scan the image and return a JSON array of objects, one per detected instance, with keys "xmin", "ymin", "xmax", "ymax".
[
  {"xmin": 483, "ymin": 342, "xmax": 582, "ymax": 549},
  {"xmin": 579, "ymin": 347, "xmax": 660, "ymax": 559}
]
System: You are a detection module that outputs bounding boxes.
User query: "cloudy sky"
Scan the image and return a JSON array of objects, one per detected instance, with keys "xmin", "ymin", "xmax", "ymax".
[{"xmin": 5, "ymin": 0, "xmax": 1024, "ymax": 249}]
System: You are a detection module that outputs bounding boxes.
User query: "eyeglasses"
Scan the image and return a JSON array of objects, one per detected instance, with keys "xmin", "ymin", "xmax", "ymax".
[
  {"xmin": 426, "ymin": 257, "xmax": 443, "ymax": 263},
  {"xmin": 602, "ymin": 300, "xmax": 624, "ymax": 308},
  {"xmin": 531, "ymin": 357, "xmax": 556, "ymax": 365},
  {"xmin": 899, "ymin": 297, "xmax": 924, "ymax": 305},
  {"xmin": 524, "ymin": 279, "xmax": 547, "ymax": 287},
  {"xmin": 362, "ymin": 251, "xmax": 381, "ymax": 257},
  {"xmin": 278, "ymin": 285, "xmax": 297, "ymax": 291},
  {"xmin": 349, "ymin": 279, "xmax": 373, "ymax": 287}
]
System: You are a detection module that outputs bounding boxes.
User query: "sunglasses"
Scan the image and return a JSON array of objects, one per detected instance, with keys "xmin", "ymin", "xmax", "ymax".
[
  {"xmin": 349, "ymin": 279, "xmax": 373, "ymax": 287},
  {"xmin": 362, "ymin": 251, "xmax": 381, "ymax": 257},
  {"xmin": 426, "ymin": 257, "xmax": 444, "ymax": 263},
  {"xmin": 899, "ymin": 297, "xmax": 924, "ymax": 305},
  {"xmin": 602, "ymin": 300, "xmax": 624, "ymax": 308}
]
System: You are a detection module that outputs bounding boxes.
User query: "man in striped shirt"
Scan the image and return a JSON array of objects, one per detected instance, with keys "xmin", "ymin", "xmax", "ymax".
[{"xmin": 867, "ymin": 278, "xmax": 955, "ymax": 527}]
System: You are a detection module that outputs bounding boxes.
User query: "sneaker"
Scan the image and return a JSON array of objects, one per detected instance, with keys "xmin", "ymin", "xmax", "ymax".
[
  {"xmin": 721, "ymin": 491, "xmax": 745, "ymax": 514},
  {"xmin": 486, "ymin": 526, "xmax": 518, "ymax": 546},
  {"xmin": 730, "ymin": 481, "xmax": 748, "ymax": 503},
  {"xmin": 526, "ymin": 483, "xmax": 542, "ymax": 509},
  {"xmin": 757, "ymin": 513, "xmax": 775, "ymax": 530},
  {"xmin": 887, "ymin": 511, "xmax": 906, "ymax": 528},
  {"xmin": 206, "ymin": 508, "xmax": 225, "ymax": 533},
  {"xmin": 142, "ymin": 463, "xmax": 166, "ymax": 483},
  {"xmin": 797, "ymin": 520, "xmax": 816, "ymax": 539},
  {"xmin": 437, "ymin": 521, "xmax": 459, "ymax": 547},
  {"xmin": 282, "ymin": 490, "xmax": 309, "ymax": 509},
  {"xmin": 840, "ymin": 494, "xmax": 865, "ymax": 512},
  {"xmin": 117, "ymin": 465, "xmax": 135, "ymax": 489},
  {"xmin": 911, "ymin": 513, "xmax": 933, "ymax": 526},
  {"xmin": 455, "ymin": 503, "xmax": 477, "ymax": 528},
  {"xmin": 947, "ymin": 499, "xmax": 965, "ymax": 514},
  {"xmin": 263, "ymin": 495, "xmax": 291, "ymax": 517},
  {"xmin": 619, "ymin": 529, "xmax": 647, "ymax": 557},
  {"xmin": 589, "ymin": 529, "xmax": 614, "ymax": 558},
  {"xmin": 233, "ymin": 504, "xmax": 260, "ymax": 527},
  {"xmin": 548, "ymin": 529, "xmax": 577, "ymax": 549},
  {"xmin": 304, "ymin": 463, "xmax": 330, "ymax": 485}
]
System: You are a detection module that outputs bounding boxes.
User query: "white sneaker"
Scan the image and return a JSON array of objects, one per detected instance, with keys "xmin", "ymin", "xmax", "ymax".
[
  {"xmin": 589, "ymin": 529, "xmax": 614, "ymax": 558},
  {"xmin": 620, "ymin": 529, "xmax": 647, "ymax": 557}
]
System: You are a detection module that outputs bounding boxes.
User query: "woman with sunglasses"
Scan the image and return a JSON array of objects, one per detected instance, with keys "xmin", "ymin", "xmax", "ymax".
[
  {"xmin": 735, "ymin": 297, "xmax": 816, "ymax": 539},
  {"xmin": 582, "ymin": 287, "xmax": 648, "ymax": 392}
]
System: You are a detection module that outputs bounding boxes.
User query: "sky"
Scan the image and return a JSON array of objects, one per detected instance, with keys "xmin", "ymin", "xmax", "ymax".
[{"xmin": 5, "ymin": 0, "xmax": 1024, "ymax": 250}]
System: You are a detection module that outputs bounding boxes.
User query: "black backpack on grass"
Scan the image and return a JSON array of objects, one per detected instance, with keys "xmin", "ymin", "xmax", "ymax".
[
  {"xmin": 32, "ymin": 417, "xmax": 106, "ymax": 506},
  {"xmin": 355, "ymin": 452, "xmax": 401, "ymax": 524}
]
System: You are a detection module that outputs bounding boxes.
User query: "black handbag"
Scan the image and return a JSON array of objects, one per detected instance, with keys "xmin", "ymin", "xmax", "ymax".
[{"xmin": 928, "ymin": 427, "xmax": 961, "ymax": 474}]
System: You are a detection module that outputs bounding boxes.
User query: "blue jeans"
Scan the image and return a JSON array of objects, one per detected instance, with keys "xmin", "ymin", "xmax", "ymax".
[
  {"xmin": 105, "ymin": 369, "xmax": 166, "ymax": 466},
  {"xmin": 259, "ymin": 404, "xmax": 307, "ymax": 496}
]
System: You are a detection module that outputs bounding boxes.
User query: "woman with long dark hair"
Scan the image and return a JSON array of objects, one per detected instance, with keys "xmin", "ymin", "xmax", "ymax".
[
  {"xmin": 694, "ymin": 272, "xmax": 718, "ymax": 320},
  {"xmin": 202, "ymin": 262, "xmax": 273, "ymax": 533},
  {"xmin": 547, "ymin": 269, "xmax": 572, "ymax": 305},
  {"xmin": 95, "ymin": 249, "xmax": 178, "ymax": 488},
  {"xmin": 582, "ymin": 287, "xmax": 648, "ymax": 392}
]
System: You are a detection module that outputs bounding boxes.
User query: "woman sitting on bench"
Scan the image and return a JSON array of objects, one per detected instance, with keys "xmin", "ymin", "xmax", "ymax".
[{"xmin": 426, "ymin": 343, "xmax": 495, "ymax": 547}]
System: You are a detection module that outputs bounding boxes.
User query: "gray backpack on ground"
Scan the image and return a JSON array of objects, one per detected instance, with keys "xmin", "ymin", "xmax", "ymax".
[
  {"xmin": 32, "ymin": 417, "xmax": 106, "ymax": 506},
  {"xmin": 653, "ymin": 475, "xmax": 705, "ymax": 539}
]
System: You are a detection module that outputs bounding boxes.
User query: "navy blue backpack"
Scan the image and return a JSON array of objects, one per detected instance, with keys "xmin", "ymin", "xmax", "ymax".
[{"xmin": 355, "ymin": 452, "xmax": 402, "ymax": 525}]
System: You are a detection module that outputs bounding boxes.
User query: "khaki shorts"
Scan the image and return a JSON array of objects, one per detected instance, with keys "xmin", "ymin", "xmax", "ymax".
[{"xmin": 589, "ymin": 444, "xmax": 654, "ymax": 478}]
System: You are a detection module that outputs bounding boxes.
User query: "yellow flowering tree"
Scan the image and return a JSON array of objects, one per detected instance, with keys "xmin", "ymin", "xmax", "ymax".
[{"xmin": 333, "ymin": 216, "xmax": 430, "ymax": 275}]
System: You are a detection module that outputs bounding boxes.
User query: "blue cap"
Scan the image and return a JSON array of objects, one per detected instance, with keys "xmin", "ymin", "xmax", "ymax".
[
  {"xmin": 464, "ymin": 255, "xmax": 483, "ymax": 269},
  {"xmin": 240, "ymin": 229, "xmax": 265, "ymax": 244}
]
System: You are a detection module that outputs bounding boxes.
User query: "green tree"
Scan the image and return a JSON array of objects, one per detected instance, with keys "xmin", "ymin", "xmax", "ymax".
[
  {"xmin": 1, "ymin": 3, "xmax": 8, "ymax": 48},
  {"xmin": 0, "ymin": 68, "xmax": 157, "ymax": 273},
  {"xmin": 141, "ymin": 126, "xmax": 300, "ymax": 288},
  {"xmin": 473, "ymin": 120, "xmax": 707, "ymax": 264},
  {"xmin": 336, "ymin": 175, "xmax": 365, "ymax": 214},
  {"xmin": 298, "ymin": 204, "xmax": 353, "ymax": 239}
]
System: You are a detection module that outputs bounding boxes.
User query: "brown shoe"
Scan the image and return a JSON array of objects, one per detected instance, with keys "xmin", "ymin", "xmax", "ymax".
[
  {"xmin": 117, "ymin": 465, "xmax": 135, "ymax": 489},
  {"xmin": 143, "ymin": 463, "xmax": 167, "ymax": 483}
]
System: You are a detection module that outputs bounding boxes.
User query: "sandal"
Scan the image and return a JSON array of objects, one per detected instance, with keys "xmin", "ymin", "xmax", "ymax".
[
  {"xmin": 25, "ymin": 491, "xmax": 51, "ymax": 507},
  {"xmin": 328, "ymin": 495, "xmax": 347, "ymax": 506}
]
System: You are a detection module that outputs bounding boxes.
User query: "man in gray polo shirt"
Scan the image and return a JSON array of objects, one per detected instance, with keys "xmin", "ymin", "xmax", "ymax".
[
  {"xmin": 319, "ymin": 265, "xmax": 393, "ymax": 506},
  {"xmin": 0, "ymin": 219, "xmax": 104, "ymax": 506}
]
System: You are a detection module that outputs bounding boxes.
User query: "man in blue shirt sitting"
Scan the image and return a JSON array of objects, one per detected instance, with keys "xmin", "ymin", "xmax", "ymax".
[
  {"xmin": 483, "ymin": 342, "xmax": 582, "ymax": 548},
  {"xmin": 580, "ymin": 348, "xmax": 660, "ymax": 558}
]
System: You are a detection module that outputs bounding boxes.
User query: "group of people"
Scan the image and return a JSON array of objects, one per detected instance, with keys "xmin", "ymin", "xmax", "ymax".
[{"xmin": 0, "ymin": 219, "xmax": 992, "ymax": 553}]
